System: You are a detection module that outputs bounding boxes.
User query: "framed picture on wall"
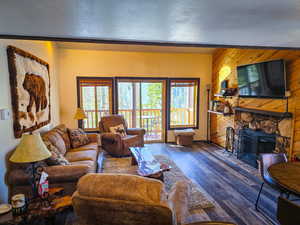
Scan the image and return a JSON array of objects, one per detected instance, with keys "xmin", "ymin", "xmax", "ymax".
[{"xmin": 7, "ymin": 46, "xmax": 51, "ymax": 138}]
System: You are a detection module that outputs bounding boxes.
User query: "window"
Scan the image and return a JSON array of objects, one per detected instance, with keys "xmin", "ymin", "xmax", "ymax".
[
  {"xmin": 76, "ymin": 76, "xmax": 199, "ymax": 133},
  {"xmin": 169, "ymin": 79, "xmax": 199, "ymax": 129},
  {"xmin": 77, "ymin": 77, "xmax": 113, "ymax": 130}
]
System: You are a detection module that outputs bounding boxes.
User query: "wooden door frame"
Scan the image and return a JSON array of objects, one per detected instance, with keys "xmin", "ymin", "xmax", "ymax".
[{"xmin": 116, "ymin": 77, "xmax": 167, "ymax": 143}]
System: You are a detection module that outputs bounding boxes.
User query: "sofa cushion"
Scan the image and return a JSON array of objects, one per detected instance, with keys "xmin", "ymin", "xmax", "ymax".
[
  {"xmin": 44, "ymin": 140, "xmax": 70, "ymax": 166},
  {"xmin": 71, "ymin": 160, "xmax": 96, "ymax": 173},
  {"xmin": 68, "ymin": 128, "xmax": 90, "ymax": 148},
  {"xmin": 53, "ymin": 124, "xmax": 71, "ymax": 150},
  {"xmin": 42, "ymin": 130, "xmax": 67, "ymax": 155},
  {"xmin": 67, "ymin": 142, "xmax": 98, "ymax": 152},
  {"xmin": 77, "ymin": 173, "xmax": 164, "ymax": 204},
  {"xmin": 65, "ymin": 150, "xmax": 98, "ymax": 162}
]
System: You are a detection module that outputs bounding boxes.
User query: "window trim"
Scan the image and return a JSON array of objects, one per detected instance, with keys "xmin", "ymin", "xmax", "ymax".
[
  {"xmin": 76, "ymin": 76, "xmax": 115, "ymax": 131},
  {"xmin": 167, "ymin": 78, "xmax": 200, "ymax": 130},
  {"xmin": 76, "ymin": 76, "xmax": 200, "ymax": 134}
]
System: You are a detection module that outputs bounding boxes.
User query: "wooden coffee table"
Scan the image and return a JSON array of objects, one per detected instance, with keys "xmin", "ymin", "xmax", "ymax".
[{"xmin": 129, "ymin": 147, "xmax": 171, "ymax": 181}]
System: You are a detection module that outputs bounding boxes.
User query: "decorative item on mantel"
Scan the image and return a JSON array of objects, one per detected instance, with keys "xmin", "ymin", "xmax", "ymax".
[
  {"xmin": 9, "ymin": 133, "xmax": 51, "ymax": 199},
  {"xmin": 214, "ymin": 79, "xmax": 237, "ymax": 98},
  {"xmin": 209, "ymin": 78, "xmax": 236, "ymax": 116},
  {"xmin": 208, "ymin": 100, "xmax": 233, "ymax": 116}
]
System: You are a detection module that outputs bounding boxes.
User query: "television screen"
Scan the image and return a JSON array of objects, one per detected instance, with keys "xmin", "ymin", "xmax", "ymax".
[{"xmin": 237, "ymin": 60, "xmax": 286, "ymax": 98}]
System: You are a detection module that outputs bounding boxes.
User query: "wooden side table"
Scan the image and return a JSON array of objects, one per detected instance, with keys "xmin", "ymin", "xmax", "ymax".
[{"xmin": 0, "ymin": 188, "xmax": 72, "ymax": 225}]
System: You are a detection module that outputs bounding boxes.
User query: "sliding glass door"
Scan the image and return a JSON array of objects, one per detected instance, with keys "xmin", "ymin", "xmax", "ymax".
[{"xmin": 117, "ymin": 79, "xmax": 165, "ymax": 142}]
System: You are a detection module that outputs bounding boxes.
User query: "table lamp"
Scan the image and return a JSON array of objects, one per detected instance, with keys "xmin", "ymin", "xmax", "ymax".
[
  {"xmin": 74, "ymin": 108, "xmax": 87, "ymax": 129},
  {"xmin": 10, "ymin": 133, "xmax": 51, "ymax": 198}
]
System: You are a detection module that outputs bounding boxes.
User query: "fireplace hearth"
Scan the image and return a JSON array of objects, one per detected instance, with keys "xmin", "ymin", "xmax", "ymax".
[{"xmin": 237, "ymin": 129, "xmax": 276, "ymax": 168}]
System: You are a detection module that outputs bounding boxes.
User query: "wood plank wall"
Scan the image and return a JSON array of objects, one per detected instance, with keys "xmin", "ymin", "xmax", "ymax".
[{"xmin": 210, "ymin": 48, "xmax": 300, "ymax": 157}]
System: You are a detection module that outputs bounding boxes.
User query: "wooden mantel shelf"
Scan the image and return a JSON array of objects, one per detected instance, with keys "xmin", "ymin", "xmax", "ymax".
[
  {"xmin": 208, "ymin": 110, "xmax": 233, "ymax": 116},
  {"xmin": 233, "ymin": 107, "xmax": 293, "ymax": 118}
]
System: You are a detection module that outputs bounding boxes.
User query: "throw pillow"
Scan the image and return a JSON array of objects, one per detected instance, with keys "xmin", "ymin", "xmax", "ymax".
[
  {"xmin": 109, "ymin": 124, "xmax": 127, "ymax": 137},
  {"xmin": 53, "ymin": 125, "xmax": 72, "ymax": 150},
  {"xmin": 43, "ymin": 140, "xmax": 70, "ymax": 166},
  {"xmin": 68, "ymin": 128, "xmax": 90, "ymax": 148}
]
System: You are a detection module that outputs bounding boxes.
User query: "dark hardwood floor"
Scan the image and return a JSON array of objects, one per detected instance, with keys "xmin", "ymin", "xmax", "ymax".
[
  {"xmin": 60, "ymin": 142, "xmax": 278, "ymax": 225},
  {"xmin": 149, "ymin": 142, "xmax": 277, "ymax": 225}
]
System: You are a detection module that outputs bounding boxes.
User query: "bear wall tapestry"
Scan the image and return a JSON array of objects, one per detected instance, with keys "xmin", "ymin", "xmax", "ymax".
[{"xmin": 7, "ymin": 46, "xmax": 51, "ymax": 138}]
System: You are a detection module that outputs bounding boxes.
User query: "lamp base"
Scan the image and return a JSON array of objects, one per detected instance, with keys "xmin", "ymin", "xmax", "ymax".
[{"xmin": 26, "ymin": 162, "xmax": 44, "ymax": 200}]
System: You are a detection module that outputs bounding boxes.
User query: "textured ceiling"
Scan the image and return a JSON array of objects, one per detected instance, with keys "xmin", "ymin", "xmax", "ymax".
[{"xmin": 1, "ymin": 0, "xmax": 300, "ymax": 48}]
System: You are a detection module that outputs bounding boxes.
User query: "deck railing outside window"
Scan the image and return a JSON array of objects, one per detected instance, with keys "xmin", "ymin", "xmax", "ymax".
[{"xmin": 83, "ymin": 108, "xmax": 192, "ymax": 131}]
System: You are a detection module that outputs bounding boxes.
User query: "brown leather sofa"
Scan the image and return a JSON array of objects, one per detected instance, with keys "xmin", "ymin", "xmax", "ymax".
[
  {"xmin": 99, "ymin": 115, "xmax": 146, "ymax": 157},
  {"xmin": 6, "ymin": 124, "xmax": 102, "ymax": 199}
]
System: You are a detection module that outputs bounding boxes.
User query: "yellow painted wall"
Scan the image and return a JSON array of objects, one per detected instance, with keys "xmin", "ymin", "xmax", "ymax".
[
  {"xmin": 58, "ymin": 48, "xmax": 212, "ymax": 141},
  {"xmin": 0, "ymin": 39, "xmax": 60, "ymax": 202}
]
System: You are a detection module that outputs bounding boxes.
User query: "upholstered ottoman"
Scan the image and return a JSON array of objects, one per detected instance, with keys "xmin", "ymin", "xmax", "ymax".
[{"xmin": 174, "ymin": 129, "xmax": 195, "ymax": 146}]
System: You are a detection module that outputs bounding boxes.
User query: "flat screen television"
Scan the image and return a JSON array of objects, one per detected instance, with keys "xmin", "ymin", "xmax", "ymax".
[{"xmin": 237, "ymin": 59, "xmax": 286, "ymax": 98}]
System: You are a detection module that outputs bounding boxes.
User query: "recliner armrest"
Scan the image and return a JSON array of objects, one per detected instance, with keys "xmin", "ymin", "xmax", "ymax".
[
  {"xmin": 101, "ymin": 133, "xmax": 122, "ymax": 143},
  {"xmin": 127, "ymin": 128, "xmax": 146, "ymax": 136}
]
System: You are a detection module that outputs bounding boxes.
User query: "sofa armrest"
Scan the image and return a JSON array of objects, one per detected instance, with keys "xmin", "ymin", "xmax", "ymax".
[
  {"xmin": 87, "ymin": 133, "xmax": 101, "ymax": 146},
  {"xmin": 7, "ymin": 165, "xmax": 91, "ymax": 185},
  {"xmin": 127, "ymin": 128, "xmax": 146, "ymax": 136},
  {"xmin": 101, "ymin": 133, "xmax": 122, "ymax": 144},
  {"xmin": 45, "ymin": 165, "xmax": 91, "ymax": 183}
]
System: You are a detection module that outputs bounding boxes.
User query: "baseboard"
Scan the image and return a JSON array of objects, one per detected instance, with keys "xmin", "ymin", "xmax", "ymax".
[
  {"xmin": 210, "ymin": 142, "xmax": 225, "ymax": 149},
  {"xmin": 165, "ymin": 139, "xmax": 208, "ymax": 144}
]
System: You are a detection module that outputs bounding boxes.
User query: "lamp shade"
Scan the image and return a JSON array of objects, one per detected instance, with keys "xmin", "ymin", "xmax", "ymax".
[
  {"xmin": 10, "ymin": 133, "xmax": 51, "ymax": 163},
  {"xmin": 74, "ymin": 108, "xmax": 87, "ymax": 120}
]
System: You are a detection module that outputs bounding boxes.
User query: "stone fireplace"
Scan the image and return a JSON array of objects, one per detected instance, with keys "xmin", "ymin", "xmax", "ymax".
[{"xmin": 234, "ymin": 109, "xmax": 292, "ymax": 167}]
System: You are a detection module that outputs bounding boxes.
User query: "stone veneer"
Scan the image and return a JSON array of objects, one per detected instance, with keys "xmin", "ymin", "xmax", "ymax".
[{"xmin": 234, "ymin": 112, "xmax": 292, "ymax": 155}]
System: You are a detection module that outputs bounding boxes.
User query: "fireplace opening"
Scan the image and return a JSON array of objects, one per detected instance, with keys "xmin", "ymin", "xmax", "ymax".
[{"xmin": 237, "ymin": 128, "xmax": 276, "ymax": 168}]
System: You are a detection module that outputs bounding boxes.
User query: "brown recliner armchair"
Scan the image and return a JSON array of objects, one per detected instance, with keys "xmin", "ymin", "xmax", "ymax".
[{"xmin": 99, "ymin": 115, "xmax": 146, "ymax": 157}]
